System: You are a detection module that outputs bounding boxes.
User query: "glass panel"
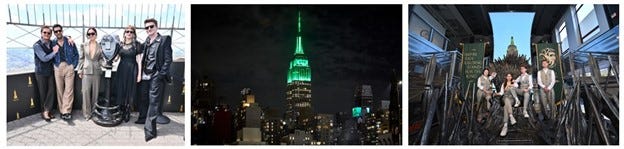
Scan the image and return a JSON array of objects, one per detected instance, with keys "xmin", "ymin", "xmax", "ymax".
[
  {"xmin": 576, "ymin": 4, "xmax": 600, "ymax": 43},
  {"xmin": 558, "ymin": 22, "xmax": 568, "ymax": 52},
  {"xmin": 431, "ymin": 32, "xmax": 445, "ymax": 50},
  {"xmin": 409, "ymin": 12, "xmax": 432, "ymax": 40},
  {"xmin": 560, "ymin": 37, "xmax": 569, "ymax": 52},
  {"xmin": 582, "ymin": 28, "xmax": 600, "ymax": 43}
]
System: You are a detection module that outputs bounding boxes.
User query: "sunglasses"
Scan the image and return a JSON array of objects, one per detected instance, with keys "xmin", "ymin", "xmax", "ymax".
[
  {"xmin": 125, "ymin": 30, "xmax": 135, "ymax": 34},
  {"xmin": 54, "ymin": 30, "xmax": 62, "ymax": 33},
  {"xmin": 42, "ymin": 31, "xmax": 51, "ymax": 35},
  {"xmin": 87, "ymin": 33, "xmax": 96, "ymax": 36},
  {"xmin": 144, "ymin": 25, "xmax": 155, "ymax": 30}
]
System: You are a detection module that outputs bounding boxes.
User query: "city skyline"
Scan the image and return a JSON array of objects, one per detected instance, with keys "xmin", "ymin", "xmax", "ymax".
[{"xmin": 191, "ymin": 5, "xmax": 402, "ymax": 114}]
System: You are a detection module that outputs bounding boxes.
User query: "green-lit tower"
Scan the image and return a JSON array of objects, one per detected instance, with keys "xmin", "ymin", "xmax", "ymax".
[{"xmin": 285, "ymin": 11, "xmax": 313, "ymax": 131}]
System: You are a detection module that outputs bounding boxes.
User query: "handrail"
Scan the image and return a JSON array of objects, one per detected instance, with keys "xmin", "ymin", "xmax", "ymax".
[
  {"xmin": 588, "ymin": 54, "xmax": 619, "ymax": 121},
  {"xmin": 581, "ymin": 81, "xmax": 610, "ymax": 145}
]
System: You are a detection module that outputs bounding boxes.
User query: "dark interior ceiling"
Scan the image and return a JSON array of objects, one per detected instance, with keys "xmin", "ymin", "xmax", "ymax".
[{"xmin": 422, "ymin": 5, "xmax": 569, "ymax": 55}]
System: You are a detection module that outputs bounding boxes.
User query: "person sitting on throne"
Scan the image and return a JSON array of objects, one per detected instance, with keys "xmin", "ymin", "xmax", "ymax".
[
  {"xmin": 476, "ymin": 68, "xmax": 497, "ymax": 123},
  {"xmin": 512, "ymin": 64, "xmax": 533, "ymax": 118},
  {"xmin": 496, "ymin": 73, "xmax": 518, "ymax": 137}
]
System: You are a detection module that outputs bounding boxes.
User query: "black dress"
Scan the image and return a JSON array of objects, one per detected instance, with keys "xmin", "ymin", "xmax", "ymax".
[{"xmin": 114, "ymin": 41, "xmax": 142, "ymax": 120}]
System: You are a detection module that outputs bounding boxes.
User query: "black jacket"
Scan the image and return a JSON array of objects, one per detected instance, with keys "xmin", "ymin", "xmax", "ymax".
[{"xmin": 142, "ymin": 33, "xmax": 172, "ymax": 82}]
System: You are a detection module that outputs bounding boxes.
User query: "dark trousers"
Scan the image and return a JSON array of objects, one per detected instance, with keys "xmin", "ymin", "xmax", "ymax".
[
  {"xmin": 137, "ymin": 81, "xmax": 150, "ymax": 120},
  {"xmin": 36, "ymin": 74, "xmax": 56, "ymax": 112},
  {"xmin": 144, "ymin": 76, "xmax": 165, "ymax": 139}
]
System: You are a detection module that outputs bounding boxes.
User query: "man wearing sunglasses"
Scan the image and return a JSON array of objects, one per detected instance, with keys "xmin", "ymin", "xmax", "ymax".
[
  {"xmin": 34, "ymin": 25, "xmax": 60, "ymax": 122},
  {"xmin": 139, "ymin": 18, "xmax": 173, "ymax": 142},
  {"xmin": 51, "ymin": 24, "xmax": 79, "ymax": 121}
]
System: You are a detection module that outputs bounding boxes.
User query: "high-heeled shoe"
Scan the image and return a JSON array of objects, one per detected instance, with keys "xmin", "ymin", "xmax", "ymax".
[
  {"xmin": 41, "ymin": 112, "xmax": 51, "ymax": 122},
  {"xmin": 48, "ymin": 112, "xmax": 55, "ymax": 119}
]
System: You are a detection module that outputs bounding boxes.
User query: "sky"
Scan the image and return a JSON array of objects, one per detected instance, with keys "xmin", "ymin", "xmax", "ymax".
[
  {"xmin": 489, "ymin": 12, "xmax": 534, "ymax": 63},
  {"xmin": 190, "ymin": 5, "xmax": 402, "ymax": 115}
]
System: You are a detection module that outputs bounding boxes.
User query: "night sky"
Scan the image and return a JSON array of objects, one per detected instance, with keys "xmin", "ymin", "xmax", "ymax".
[{"xmin": 191, "ymin": 5, "xmax": 401, "ymax": 115}]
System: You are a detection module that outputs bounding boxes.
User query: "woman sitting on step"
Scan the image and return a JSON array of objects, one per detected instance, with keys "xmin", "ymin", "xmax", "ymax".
[{"xmin": 496, "ymin": 73, "xmax": 518, "ymax": 137}]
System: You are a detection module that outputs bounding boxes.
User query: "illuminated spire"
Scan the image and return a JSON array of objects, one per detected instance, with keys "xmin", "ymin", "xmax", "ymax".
[
  {"xmin": 287, "ymin": 10, "xmax": 311, "ymax": 83},
  {"xmin": 295, "ymin": 11, "xmax": 304, "ymax": 55}
]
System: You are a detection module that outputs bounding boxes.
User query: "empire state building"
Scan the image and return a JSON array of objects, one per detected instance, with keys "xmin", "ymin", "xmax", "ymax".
[{"xmin": 285, "ymin": 11, "xmax": 313, "ymax": 131}]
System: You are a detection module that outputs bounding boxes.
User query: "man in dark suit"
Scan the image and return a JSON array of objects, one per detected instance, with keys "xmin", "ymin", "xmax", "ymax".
[{"xmin": 138, "ymin": 18, "xmax": 173, "ymax": 142}]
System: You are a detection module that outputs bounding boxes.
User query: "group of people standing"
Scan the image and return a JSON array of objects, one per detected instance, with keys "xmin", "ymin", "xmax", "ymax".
[
  {"xmin": 33, "ymin": 18, "xmax": 173, "ymax": 142},
  {"xmin": 475, "ymin": 60, "xmax": 556, "ymax": 137}
]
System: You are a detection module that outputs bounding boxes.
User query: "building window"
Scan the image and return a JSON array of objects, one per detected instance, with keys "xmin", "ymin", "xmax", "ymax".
[
  {"xmin": 557, "ymin": 22, "xmax": 569, "ymax": 52},
  {"xmin": 431, "ymin": 32, "xmax": 446, "ymax": 50},
  {"xmin": 576, "ymin": 4, "xmax": 601, "ymax": 43},
  {"xmin": 409, "ymin": 12, "xmax": 432, "ymax": 40},
  {"xmin": 409, "ymin": 11, "xmax": 448, "ymax": 50}
]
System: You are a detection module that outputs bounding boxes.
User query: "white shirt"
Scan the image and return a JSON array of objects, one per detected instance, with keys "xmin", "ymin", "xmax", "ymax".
[
  {"xmin": 514, "ymin": 73, "xmax": 533, "ymax": 89},
  {"xmin": 497, "ymin": 82, "xmax": 518, "ymax": 95},
  {"xmin": 537, "ymin": 68, "xmax": 556, "ymax": 90},
  {"xmin": 477, "ymin": 74, "xmax": 495, "ymax": 91}
]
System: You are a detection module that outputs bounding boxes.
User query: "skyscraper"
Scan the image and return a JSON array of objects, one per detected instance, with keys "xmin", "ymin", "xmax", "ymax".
[
  {"xmin": 354, "ymin": 85, "xmax": 374, "ymax": 109},
  {"xmin": 285, "ymin": 11, "xmax": 313, "ymax": 131},
  {"xmin": 353, "ymin": 85, "xmax": 376, "ymax": 144}
]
